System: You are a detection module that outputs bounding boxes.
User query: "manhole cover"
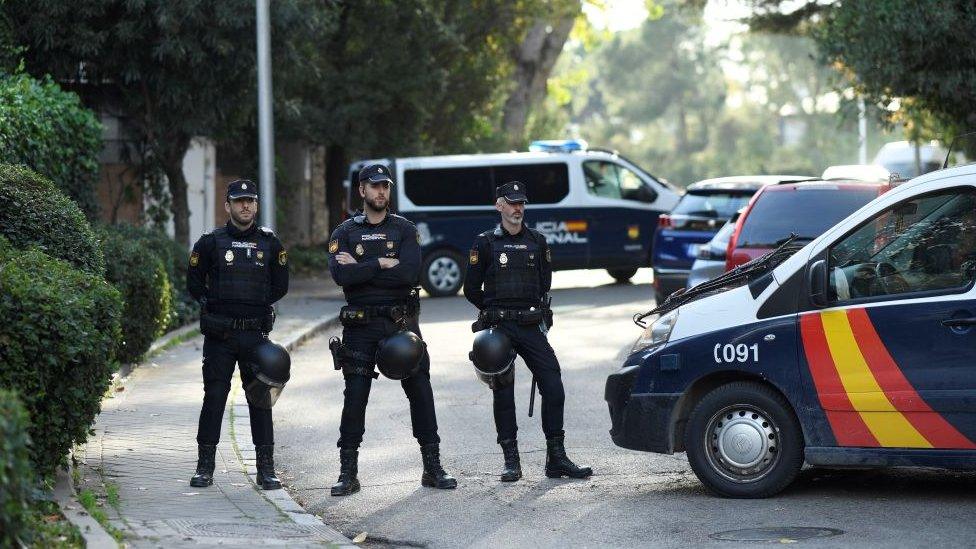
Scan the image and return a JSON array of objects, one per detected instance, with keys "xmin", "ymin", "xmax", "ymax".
[
  {"xmin": 167, "ymin": 519, "xmax": 333, "ymax": 540},
  {"xmin": 710, "ymin": 527, "xmax": 844, "ymax": 542}
]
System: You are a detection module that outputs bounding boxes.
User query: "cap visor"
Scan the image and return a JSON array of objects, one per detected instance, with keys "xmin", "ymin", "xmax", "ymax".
[
  {"xmin": 502, "ymin": 194, "xmax": 528, "ymax": 204},
  {"xmin": 228, "ymin": 192, "xmax": 259, "ymax": 199},
  {"xmin": 363, "ymin": 175, "xmax": 393, "ymax": 184}
]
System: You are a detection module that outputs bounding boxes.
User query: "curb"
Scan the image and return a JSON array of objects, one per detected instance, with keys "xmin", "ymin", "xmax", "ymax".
[
  {"xmin": 230, "ymin": 313, "xmax": 356, "ymax": 547},
  {"xmin": 54, "ymin": 457, "xmax": 118, "ymax": 549}
]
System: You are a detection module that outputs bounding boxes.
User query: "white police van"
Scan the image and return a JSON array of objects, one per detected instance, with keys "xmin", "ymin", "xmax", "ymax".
[
  {"xmin": 607, "ymin": 161, "xmax": 976, "ymax": 497},
  {"xmin": 345, "ymin": 140, "xmax": 681, "ymax": 296}
]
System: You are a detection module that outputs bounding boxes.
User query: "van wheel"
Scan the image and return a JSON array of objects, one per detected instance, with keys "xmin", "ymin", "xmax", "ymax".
[
  {"xmin": 607, "ymin": 268, "xmax": 638, "ymax": 283},
  {"xmin": 685, "ymin": 381, "xmax": 803, "ymax": 498},
  {"xmin": 421, "ymin": 250, "xmax": 464, "ymax": 297}
]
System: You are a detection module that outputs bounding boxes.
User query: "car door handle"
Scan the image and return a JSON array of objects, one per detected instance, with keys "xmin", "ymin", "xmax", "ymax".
[{"xmin": 942, "ymin": 317, "xmax": 976, "ymax": 327}]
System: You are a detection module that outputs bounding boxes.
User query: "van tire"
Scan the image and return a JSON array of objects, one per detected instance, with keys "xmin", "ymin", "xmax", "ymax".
[
  {"xmin": 607, "ymin": 268, "xmax": 638, "ymax": 283},
  {"xmin": 421, "ymin": 250, "xmax": 465, "ymax": 297},
  {"xmin": 684, "ymin": 381, "xmax": 803, "ymax": 498}
]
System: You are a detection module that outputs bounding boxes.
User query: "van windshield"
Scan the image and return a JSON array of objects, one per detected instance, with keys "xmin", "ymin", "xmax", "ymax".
[
  {"xmin": 672, "ymin": 191, "xmax": 753, "ymax": 219},
  {"xmin": 737, "ymin": 188, "xmax": 877, "ymax": 248}
]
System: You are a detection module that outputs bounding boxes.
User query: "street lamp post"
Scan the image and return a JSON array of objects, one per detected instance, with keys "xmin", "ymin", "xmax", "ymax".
[{"xmin": 256, "ymin": 0, "xmax": 275, "ymax": 229}]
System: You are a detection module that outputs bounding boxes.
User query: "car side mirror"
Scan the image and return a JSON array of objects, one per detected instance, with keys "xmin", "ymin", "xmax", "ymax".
[
  {"xmin": 638, "ymin": 184, "xmax": 657, "ymax": 203},
  {"xmin": 809, "ymin": 260, "xmax": 828, "ymax": 307}
]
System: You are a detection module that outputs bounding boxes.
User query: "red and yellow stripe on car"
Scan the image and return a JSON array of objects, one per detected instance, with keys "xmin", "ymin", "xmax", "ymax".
[{"xmin": 800, "ymin": 309, "xmax": 975, "ymax": 449}]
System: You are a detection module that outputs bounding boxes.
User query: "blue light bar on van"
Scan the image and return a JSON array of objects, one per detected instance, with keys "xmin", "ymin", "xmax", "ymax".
[{"xmin": 528, "ymin": 139, "xmax": 588, "ymax": 153}]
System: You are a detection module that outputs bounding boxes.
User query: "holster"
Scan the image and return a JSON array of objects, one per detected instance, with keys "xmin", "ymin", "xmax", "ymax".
[{"xmin": 328, "ymin": 336, "xmax": 378, "ymax": 379}]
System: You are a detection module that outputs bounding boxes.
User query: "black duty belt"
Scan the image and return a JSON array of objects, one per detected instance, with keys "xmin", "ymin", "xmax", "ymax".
[
  {"xmin": 200, "ymin": 313, "xmax": 271, "ymax": 334},
  {"xmin": 481, "ymin": 307, "xmax": 545, "ymax": 324},
  {"xmin": 341, "ymin": 302, "xmax": 418, "ymax": 325}
]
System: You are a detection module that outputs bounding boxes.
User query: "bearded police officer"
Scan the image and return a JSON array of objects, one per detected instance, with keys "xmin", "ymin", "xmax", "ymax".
[
  {"xmin": 327, "ymin": 164, "xmax": 456, "ymax": 496},
  {"xmin": 187, "ymin": 179, "xmax": 289, "ymax": 490},
  {"xmin": 463, "ymin": 181, "xmax": 592, "ymax": 482}
]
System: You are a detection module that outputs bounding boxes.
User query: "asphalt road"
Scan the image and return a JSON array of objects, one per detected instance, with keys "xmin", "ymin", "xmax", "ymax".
[{"xmin": 274, "ymin": 269, "xmax": 976, "ymax": 548}]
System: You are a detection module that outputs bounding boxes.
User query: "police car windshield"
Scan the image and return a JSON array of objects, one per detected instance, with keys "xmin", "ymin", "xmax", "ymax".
[
  {"xmin": 737, "ymin": 188, "xmax": 877, "ymax": 248},
  {"xmin": 672, "ymin": 191, "xmax": 753, "ymax": 219}
]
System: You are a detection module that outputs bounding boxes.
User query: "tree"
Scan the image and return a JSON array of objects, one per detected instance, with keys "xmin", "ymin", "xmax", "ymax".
[
  {"xmin": 3, "ymin": 0, "xmax": 322, "ymax": 246},
  {"xmin": 501, "ymin": 0, "xmax": 582, "ymax": 148},
  {"xmin": 742, "ymin": 0, "xmax": 976, "ymax": 144}
]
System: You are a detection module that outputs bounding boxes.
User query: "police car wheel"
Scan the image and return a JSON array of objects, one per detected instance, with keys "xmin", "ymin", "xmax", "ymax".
[
  {"xmin": 685, "ymin": 381, "xmax": 803, "ymax": 498},
  {"xmin": 607, "ymin": 268, "xmax": 638, "ymax": 283},
  {"xmin": 421, "ymin": 250, "xmax": 464, "ymax": 297}
]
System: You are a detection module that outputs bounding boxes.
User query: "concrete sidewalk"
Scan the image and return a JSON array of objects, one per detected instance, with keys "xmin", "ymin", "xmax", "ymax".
[{"xmin": 75, "ymin": 277, "xmax": 351, "ymax": 548}]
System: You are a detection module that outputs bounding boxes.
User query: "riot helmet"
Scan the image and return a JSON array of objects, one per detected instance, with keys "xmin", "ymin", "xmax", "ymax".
[
  {"xmin": 243, "ymin": 341, "xmax": 291, "ymax": 409},
  {"xmin": 469, "ymin": 328, "xmax": 516, "ymax": 385},
  {"xmin": 376, "ymin": 330, "xmax": 425, "ymax": 380}
]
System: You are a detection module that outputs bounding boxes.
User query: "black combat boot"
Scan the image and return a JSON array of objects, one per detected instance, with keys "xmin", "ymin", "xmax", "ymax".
[
  {"xmin": 330, "ymin": 448, "xmax": 361, "ymax": 496},
  {"xmin": 420, "ymin": 443, "xmax": 458, "ymax": 489},
  {"xmin": 190, "ymin": 444, "xmax": 217, "ymax": 487},
  {"xmin": 544, "ymin": 436, "xmax": 592, "ymax": 479},
  {"xmin": 499, "ymin": 439, "xmax": 522, "ymax": 482},
  {"xmin": 255, "ymin": 445, "xmax": 282, "ymax": 490}
]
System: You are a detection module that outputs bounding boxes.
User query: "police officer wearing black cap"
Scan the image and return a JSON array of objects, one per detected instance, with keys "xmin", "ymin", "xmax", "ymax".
[
  {"xmin": 187, "ymin": 179, "xmax": 289, "ymax": 490},
  {"xmin": 326, "ymin": 164, "xmax": 456, "ymax": 496},
  {"xmin": 463, "ymin": 180, "xmax": 592, "ymax": 482}
]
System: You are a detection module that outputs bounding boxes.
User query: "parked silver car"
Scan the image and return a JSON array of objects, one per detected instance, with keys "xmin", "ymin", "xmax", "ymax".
[{"xmin": 685, "ymin": 215, "xmax": 737, "ymax": 289}]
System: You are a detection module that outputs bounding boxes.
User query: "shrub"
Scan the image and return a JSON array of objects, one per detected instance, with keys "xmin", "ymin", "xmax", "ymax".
[
  {"xmin": 0, "ymin": 73, "xmax": 102, "ymax": 219},
  {"xmin": 107, "ymin": 223, "xmax": 199, "ymax": 330},
  {"xmin": 0, "ymin": 163, "xmax": 105, "ymax": 276},
  {"xmin": 289, "ymin": 244, "xmax": 330, "ymax": 276},
  {"xmin": 0, "ymin": 389, "xmax": 32, "ymax": 547},
  {"xmin": 97, "ymin": 226, "xmax": 172, "ymax": 363},
  {"xmin": 0, "ymin": 238, "xmax": 123, "ymax": 477}
]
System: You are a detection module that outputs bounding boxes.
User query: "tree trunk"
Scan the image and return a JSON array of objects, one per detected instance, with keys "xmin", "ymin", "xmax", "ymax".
[
  {"xmin": 501, "ymin": 9, "xmax": 578, "ymax": 148},
  {"xmin": 325, "ymin": 144, "xmax": 348, "ymax": 234},
  {"xmin": 161, "ymin": 150, "xmax": 191, "ymax": 248}
]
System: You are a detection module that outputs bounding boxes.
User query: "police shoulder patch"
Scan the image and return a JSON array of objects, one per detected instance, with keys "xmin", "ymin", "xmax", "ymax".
[
  {"xmin": 416, "ymin": 231, "xmax": 422, "ymax": 244},
  {"xmin": 546, "ymin": 248, "xmax": 552, "ymax": 262},
  {"xmin": 189, "ymin": 251, "xmax": 199, "ymax": 267},
  {"xmin": 329, "ymin": 240, "xmax": 339, "ymax": 254},
  {"xmin": 278, "ymin": 250, "xmax": 288, "ymax": 266},
  {"xmin": 469, "ymin": 249, "xmax": 479, "ymax": 265}
]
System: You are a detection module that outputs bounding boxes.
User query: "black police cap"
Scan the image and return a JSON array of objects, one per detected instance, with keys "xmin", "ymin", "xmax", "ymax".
[
  {"xmin": 358, "ymin": 164, "xmax": 394, "ymax": 185},
  {"xmin": 227, "ymin": 179, "xmax": 258, "ymax": 200},
  {"xmin": 495, "ymin": 181, "xmax": 528, "ymax": 204}
]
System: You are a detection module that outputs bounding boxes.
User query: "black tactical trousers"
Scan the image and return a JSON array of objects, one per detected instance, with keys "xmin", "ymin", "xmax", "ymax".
[
  {"xmin": 337, "ymin": 314, "xmax": 440, "ymax": 449},
  {"xmin": 196, "ymin": 330, "xmax": 273, "ymax": 446},
  {"xmin": 492, "ymin": 320, "xmax": 565, "ymax": 443}
]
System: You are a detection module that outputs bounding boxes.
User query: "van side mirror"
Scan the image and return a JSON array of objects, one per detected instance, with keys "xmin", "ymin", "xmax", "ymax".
[{"xmin": 809, "ymin": 260, "xmax": 828, "ymax": 307}]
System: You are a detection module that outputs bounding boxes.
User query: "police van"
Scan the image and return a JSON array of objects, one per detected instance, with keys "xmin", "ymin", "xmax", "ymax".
[
  {"xmin": 344, "ymin": 140, "xmax": 680, "ymax": 296},
  {"xmin": 606, "ymin": 161, "xmax": 976, "ymax": 498}
]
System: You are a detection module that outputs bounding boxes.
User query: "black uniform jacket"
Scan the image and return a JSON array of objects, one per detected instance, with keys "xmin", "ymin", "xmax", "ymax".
[
  {"xmin": 187, "ymin": 221, "xmax": 289, "ymax": 318},
  {"xmin": 327, "ymin": 213, "xmax": 421, "ymax": 305},
  {"xmin": 463, "ymin": 224, "xmax": 552, "ymax": 310}
]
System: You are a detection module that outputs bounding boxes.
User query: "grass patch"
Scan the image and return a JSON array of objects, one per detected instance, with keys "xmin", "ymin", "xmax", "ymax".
[
  {"xmin": 77, "ymin": 488, "xmax": 124, "ymax": 543},
  {"xmin": 24, "ymin": 499, "xmax": 85, "ymax": 548},
  {"xmin": 146, "ymin": 327, "xmax": 201, "ymax": 359}
]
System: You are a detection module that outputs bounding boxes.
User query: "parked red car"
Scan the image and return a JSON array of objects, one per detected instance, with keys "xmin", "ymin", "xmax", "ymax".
[{"xmin": 725, "ymin": 181, "xmax": 890, "ymax": 270}]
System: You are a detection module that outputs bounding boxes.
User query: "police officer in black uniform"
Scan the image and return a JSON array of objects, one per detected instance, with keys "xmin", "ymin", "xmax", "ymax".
[
  {"xmin": 327, "ymin": 164, "xmax": 456, "ymax": 496},
  {"xmin": 463, "ymin": 181, "xmax": 592, "ymax": 482},
  {"xmin": 187, "ymin": 179, "xmax": 289, "ymax": 490}
]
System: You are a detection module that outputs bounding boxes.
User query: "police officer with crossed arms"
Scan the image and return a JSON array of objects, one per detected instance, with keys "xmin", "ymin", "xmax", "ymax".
[
  {"xmin": 326, "ymin": 164, "xmax": 456, "ymax": 496},
  {"xmin": 187, "ymin": 179, "xmax": 291, "ymax": 490},
  {"xmin": 464, "ymin": 181, "xmax": 592, "ymax": 482}
]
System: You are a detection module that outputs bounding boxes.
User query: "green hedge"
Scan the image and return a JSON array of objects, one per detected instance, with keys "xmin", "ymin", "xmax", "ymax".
[
  {"xmin": 0, "ymin": 238, "xmax": 123, "ymax": 478},
  {"xmin": 0, "ymin": 163, "xmax": 105, "ymax": 276},
  {"xmin": 0, "ymin": 73, "xmax": 102, "ymax": 219},
  {"xmin": 107, "ymin": 223, "xmax": 199, "ymax": 330},
  {"xmin": 97, "ymin": 226, "xmax": 172, "ymax": 364},
  {"xmin": 0, "ymin": 389, "xmax": 32, "ymax": 547}
]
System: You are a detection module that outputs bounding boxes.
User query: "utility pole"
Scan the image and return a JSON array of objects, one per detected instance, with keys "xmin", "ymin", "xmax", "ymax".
[{"xmin": 256, "ymin": 0, "xmax": 276, "ymax": 229}]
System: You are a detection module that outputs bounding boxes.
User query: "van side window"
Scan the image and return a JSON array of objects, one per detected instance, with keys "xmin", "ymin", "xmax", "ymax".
[
  {"xmin": 404, "ymin": 167, "xmax": 493, "ymax": 206},
  {"xmin": 492, "ymin": 163, "xmax": 569, "ymax": 204},
  {"xmin": 583, "ymin": 161, "xmax": 656, "ymax": 203},
  {"xmin": 827, "ymin": 188, "xmax": 976, "ymax": 302}
]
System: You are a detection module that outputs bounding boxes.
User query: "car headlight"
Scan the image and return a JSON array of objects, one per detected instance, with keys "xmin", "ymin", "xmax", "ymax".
[{"xmin": 632, "ymin": 310, "xmax": 679, "ymax": 353}]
